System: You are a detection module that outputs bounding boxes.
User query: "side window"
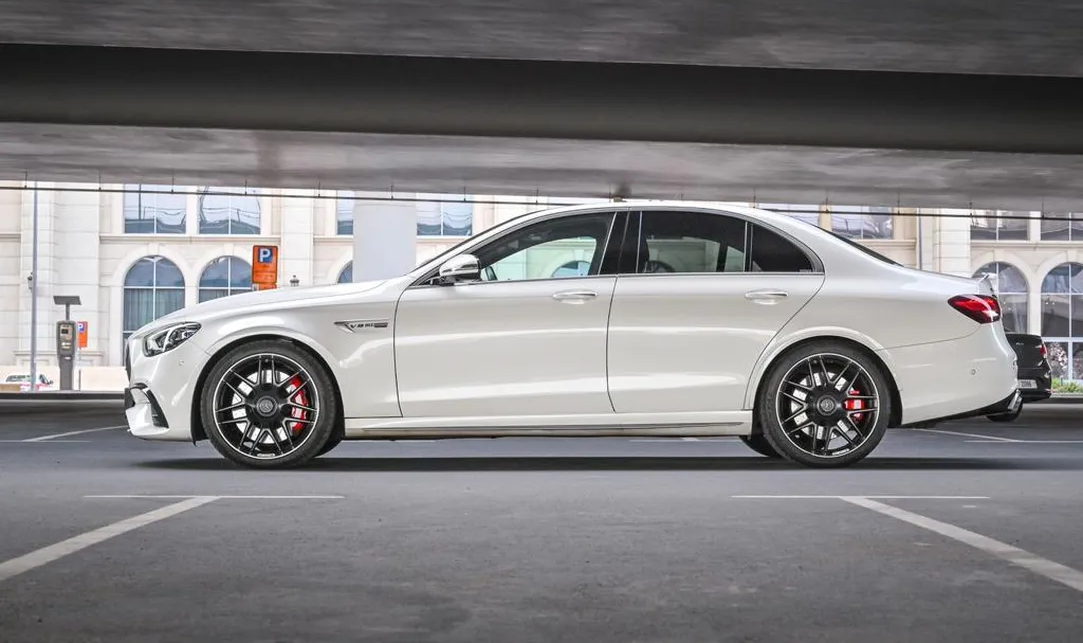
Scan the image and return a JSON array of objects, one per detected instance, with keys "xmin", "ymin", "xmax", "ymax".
[
  {"xmin": 475, "ymin": 212, "xmax": 616, "ymax": 282},
  {"xmin": 636, "ymin": 210, "xmax": 747, "ymax": 274},
  {"xmin": 748, "ymin": 223, "xmax": 816, "ymax": 273}
]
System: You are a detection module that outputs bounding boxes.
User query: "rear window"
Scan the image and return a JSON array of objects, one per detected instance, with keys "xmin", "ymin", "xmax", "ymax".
[{"xmin": 825, "ymin": 230, "xmax": 900, "ymax": 266}]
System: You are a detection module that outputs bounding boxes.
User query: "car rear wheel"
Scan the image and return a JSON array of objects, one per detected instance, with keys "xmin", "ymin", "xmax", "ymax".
[
  {"xmin": 739, "ymin": 433, "xmax": 782, "ymax": 458},
  {"xmin": 758, "ymin": 342, "xmax": 892, "ymax": 468},
  {"xmin": 200, "ymin": 340, "xmax": 339, "ymax": 468}
]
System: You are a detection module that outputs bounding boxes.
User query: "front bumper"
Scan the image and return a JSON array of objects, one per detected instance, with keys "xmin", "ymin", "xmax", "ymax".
[{"xmin": 124, "ymin": 333, "xmax": 210, "ymax": 442}]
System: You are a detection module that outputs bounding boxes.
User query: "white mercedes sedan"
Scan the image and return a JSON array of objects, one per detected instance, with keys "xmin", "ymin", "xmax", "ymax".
[{"xmin": 124, "ymin": 201, "xmax": 1020, "ymax": 468}]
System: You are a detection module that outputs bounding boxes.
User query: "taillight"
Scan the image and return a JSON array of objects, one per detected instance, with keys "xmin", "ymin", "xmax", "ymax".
[
  {"xmin": 948, "ymin": 294, "xmax": 1001, "ymax": 324},
  {"xmin": 1041, "ymin": 344, "xmax": 1048, "ymax": 358}
]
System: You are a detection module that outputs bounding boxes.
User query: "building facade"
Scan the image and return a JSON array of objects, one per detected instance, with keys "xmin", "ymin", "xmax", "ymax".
[{"xmin": 1, "ymin": 182, "xmax": 1080, "ymax": 383}]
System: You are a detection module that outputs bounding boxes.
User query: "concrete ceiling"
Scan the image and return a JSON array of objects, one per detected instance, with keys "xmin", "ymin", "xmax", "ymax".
[
  {"xmin": 3, "ymin": 123, "xmax": 1082, "ymax": 212},
  {"xmin": 1, "ymin": 0, "xmax": 1081, "ymax": 77},
  {"xmin": 2, "ymin": 1, "xmax": 1082, "ymax": 210}
]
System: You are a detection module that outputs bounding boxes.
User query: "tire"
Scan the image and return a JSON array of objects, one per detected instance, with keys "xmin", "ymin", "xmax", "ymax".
[
  {"xmin": 758, "ymin": 341, "xmax": 893, "ymax": 468},
  {"xmin": 317, "ymin": 432, "xmax": 343, "ymax": 456},
  {"xmin": 199, "ymin": 339, "xmax": 339, "ymax": 469},
  {"xmin": 987, "ymin": 406, "xmax": 1022, "ymax": 422},
  {"xmin": 739, "ymin": 433, "xmax": 782, "ymax": 458}
]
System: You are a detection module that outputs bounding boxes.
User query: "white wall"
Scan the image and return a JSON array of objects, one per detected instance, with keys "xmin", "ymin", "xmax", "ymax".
[{"xmin": 2, "ymin": 182, "xmax": 1082, "ymax": 373}]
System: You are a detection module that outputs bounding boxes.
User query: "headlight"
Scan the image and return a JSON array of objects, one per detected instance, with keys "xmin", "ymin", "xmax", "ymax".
[{"xmin": 142, "ymin": 322, "xmax": 201, "ymax": 357}]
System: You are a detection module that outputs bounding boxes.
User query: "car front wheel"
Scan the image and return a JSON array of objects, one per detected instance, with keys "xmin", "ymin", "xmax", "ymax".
[
  {"xmin": 758, "ymin": 341, "xmax": 892, "ymax": 468},
  {"xmin": 200, "ymin": 340, "xmax": 339, "ymax": 468},
  {"xmin": 739, "ymin": 433, "xmax": 782, "ymax": 458}
]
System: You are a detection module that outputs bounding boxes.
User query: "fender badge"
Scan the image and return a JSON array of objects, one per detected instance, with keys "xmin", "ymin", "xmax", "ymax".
[{"xmin": 335, "ymin": 319, "xmax": 390, "ymax": 333}]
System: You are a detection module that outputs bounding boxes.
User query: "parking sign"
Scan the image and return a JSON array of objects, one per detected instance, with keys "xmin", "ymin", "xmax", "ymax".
[
  {"xmin": 76, "ymin": 321, "xmax": 88, "ymax": 349},
  {"xmin": 251, "ymin": 245, "xmax": 279, "ymax": 289}
]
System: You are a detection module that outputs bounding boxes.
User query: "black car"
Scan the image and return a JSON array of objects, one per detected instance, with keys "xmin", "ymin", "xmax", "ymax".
[{"xmin": 987, "ymin": 333, "xmax": 1052, "ymax": 421}]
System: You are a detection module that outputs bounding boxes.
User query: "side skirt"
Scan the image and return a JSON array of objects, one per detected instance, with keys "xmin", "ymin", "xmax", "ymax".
[{"xmin": 343, "ymin": 411, "xmax": 752, "ymax": 439}]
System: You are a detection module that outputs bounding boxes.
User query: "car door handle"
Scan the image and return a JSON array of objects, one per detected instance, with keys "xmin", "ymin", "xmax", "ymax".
[
  {"xmin": 744, "ymin": 289, "xmax": 789, "ymax": 302},
  {"xmin": 552, "ymin": 290, "xmax": 597, "ymax": 302}
]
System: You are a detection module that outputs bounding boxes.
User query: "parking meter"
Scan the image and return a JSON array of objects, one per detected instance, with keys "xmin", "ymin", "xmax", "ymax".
[{"xmin": 56, "ymin": 320, "xmax": 76, "ymax": 391}]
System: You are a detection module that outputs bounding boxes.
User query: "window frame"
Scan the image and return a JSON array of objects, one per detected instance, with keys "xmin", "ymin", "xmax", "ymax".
[
  {"xmin": 408, "ymin": 208, "xmax": 629, "ymax": 288},
  {"xmin": 622, "ymin": 208, "xmax": 824, "ymax": 277}
]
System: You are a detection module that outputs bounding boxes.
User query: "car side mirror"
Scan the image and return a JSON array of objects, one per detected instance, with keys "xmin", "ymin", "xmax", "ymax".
[{"xmin": 438, "ymin": 254, "xmax": 481, "ymax": 285}]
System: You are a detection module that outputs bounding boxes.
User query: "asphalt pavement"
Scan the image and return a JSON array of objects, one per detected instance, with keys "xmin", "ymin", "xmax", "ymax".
[{"xmin": 1, "ymin": 402, "xmax": 1082, "ymax": 642}]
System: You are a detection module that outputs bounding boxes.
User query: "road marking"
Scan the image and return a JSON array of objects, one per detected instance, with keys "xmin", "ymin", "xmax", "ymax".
[
  {"xmin": 630, "ymin": 438, "xmax": 737, "ymax": 442},
  {"xmin": 86, "ymin": 495, "xmax": 346, "ymax": 499},
  {"xmin": 842, "ymin": 497, "xmax": 1083, "ymax": 593},
  {"xmin": 964, "ymin": 439, "xmax": 1083, "ymax": 444},
  {"xmin": 22, "ymin": 425, "xmax": 126, "ymax": 442},
  {"xmin": 0, "ymin": 496, "xmax": 216, "ymax": 584},
  {"xmin": 0, "ymin": 439, "xmax": 91, "ymax": 443},
  {"xmin": 733, "ymin": 495, "xmax": 990, "ymax": 499},
  {"xmin": 910, "ymin": 428, "xmax": 1020, "ymax": 442}
]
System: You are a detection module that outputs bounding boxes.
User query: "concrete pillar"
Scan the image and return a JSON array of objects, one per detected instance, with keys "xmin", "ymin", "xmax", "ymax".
[
  {"xmin": 278, "ymin": 189, "xmax": 315, "ymax": 287},
  {"xmin": 352, "ymin": 194, "xmax": 418, "ymax": 282},
  {"xmin": 53, "ymin": 186, "xmax": 103, "ymax": 367}
]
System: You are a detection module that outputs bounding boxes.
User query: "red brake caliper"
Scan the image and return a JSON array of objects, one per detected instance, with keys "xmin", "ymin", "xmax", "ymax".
[
  {"xmin": 287, "ymin": 377, "xmax": 309, "ymax": 433},
  {"xmin": 845, "ymin": 388, "xmax": 864, "ymax": 422}
]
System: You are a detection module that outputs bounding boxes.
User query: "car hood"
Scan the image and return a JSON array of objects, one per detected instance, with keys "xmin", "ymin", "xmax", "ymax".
[{"xmin": 151, "ymin": 278, "xmax": 390, "ymax": 326}]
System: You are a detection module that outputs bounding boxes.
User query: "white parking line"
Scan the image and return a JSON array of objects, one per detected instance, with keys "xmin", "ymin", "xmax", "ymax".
[
  {"xmin": 909, "ymin": 428, "xmax": 1020, "ymax": 442},
  {"xmin": 86, "ymin": 495, "xmax": 346, "ymax": 499},
  {"xmin": 842, "ymin": 497, "xmax": 1083, "ymax": 593},
  {"xmin": 0, "ymin": 496, "xmax": 217, "ymax": 584},
  {"xmin": 22, "ymin": 425, "xmax": 126, "ymax": 442},
  {"xmin": 0, "ymin": 440, "xmax": 91, "ymax": 443},
  {"xmin": 964, "ymin": 440, "xmax": 1083, "ymax": 444},
  {"xmin": 733, "ymin": 495, "xmax": 990, "ymax": 499}
]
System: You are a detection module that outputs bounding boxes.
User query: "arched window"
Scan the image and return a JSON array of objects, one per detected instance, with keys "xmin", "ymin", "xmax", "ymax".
[
  {"xmin": 197, "ymin": 187, "xmax": 261, "ymax": 235},
  {"xmin": 123, "ymin": 256, "xmax": 185, "ymax": 346},
  {"xmin": 199, "ymin": 256, "xmax": 253, "ymax": 302},
  {"xmin": 972, "ymin": 262, "xmax": 1028, "ymax": 333},
  {"xmin": 337, "ymin": 262, "xmax": 353, "ymax": 284},
  {"xmin": 1041, "ymin": 262, "xmax": 1083, "ymax": 382}
]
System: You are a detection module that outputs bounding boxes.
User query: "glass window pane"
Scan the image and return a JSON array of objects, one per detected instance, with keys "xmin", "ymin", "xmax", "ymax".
[
  {"xmin": 1000, "ymin": 293, "xmax": 1028, "ymax": 334},
  {"xmin": 199, "ymin": 257, "xmax": 231, "ymax": 288},
  {"xmin": 199, "ymin": 288, "xmax": 228, "ymax": 303},
  {"xmin": 1042, "ymin": 294, "xmax": 1071, "ymax": 336},
  {"xmin": 124, "ymin": 258, "xmax": 157, "ymax": 287},
  {"xmin": 338, "ymin": 263, "xmax": 353, "ymax": 284},
  {"xmin": 640, "ymin": 210, "xmax": 747, "ymax": 274},
  {"xmin": 476, "ymin": 213, "xmax": 613, "ymax": 282},
  {"xmin": 123, "ymin": 288, "xmax": 155, "ymax": 332},
  {"xmin": 971, "ymin": 210, "xmax": 1029, "ymax": 241},
  {"xmin": 1047, "ymin": 341, "xmax": 1070, "ymax": 380},
  {"xmin": 974, "ymin": 262, "xmax": 1028, "ymax": 295},
  {"xmin": 417, "ymin": 196, "xmax": 475, "ymax": 236},
  {"xmin": 1042, "ymin": 264, "xmax": 1073, "ymax": 294},
  {"xmin": 1041, "ymin": 213, "xmax": 1073, "ymax": 240},
  {"xmin": 1074, "ymin": 342, "xmax": 1083, "ymax": 382},
  {"xmin": 147, "ymin": 186, "xmax": 187, "ymax": 234},
  {"xmin": 830, "ymin": 206, "xmax": 893, "ymax": 240},
  {"xmin": 337, "ymin": 191, "xmax": 355, "ymax": 235},
  {"xmin": 441, "ymin": 201, "xmax": 474, "ymax": 236},
  {"xmin": 1073, "ymin": 295, "xmax": 1083, "ymax": 339},
  {"xmin": 749, "ymin": 224, "xmax": 815, "ymax": 273},
  {"xmin": 229, "ymin": 259, "xmax": 252, "ymax": 288},
  {"xmin": 198, "ymin": 188, "xmax": 261, "ymax": 235}
]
